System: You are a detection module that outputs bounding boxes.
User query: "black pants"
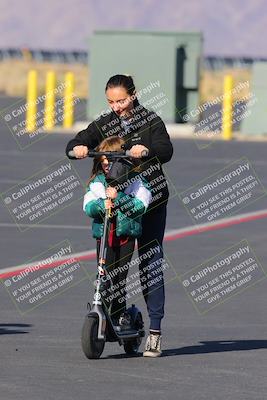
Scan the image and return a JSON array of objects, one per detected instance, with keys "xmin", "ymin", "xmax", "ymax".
[
  {"xmin": 96, "ymin": 204, "xmax": 167, "ymax": 329},
  {"xmin": 138, "ymin": 204, "xmax": 167, "ymax": 330},
  {"xmin": 97, "ymin": 238, "xmax": 135, "ymax": 321}
]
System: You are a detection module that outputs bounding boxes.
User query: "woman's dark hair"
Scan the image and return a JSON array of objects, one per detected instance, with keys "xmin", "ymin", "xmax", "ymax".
[{"xmin": 105, "ymin": 74, "xmax": 139, "ymax": 107}]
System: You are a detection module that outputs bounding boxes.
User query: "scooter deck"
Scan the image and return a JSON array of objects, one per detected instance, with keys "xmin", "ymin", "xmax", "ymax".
[{"xmin": 115, "ymin": 328, "xmax": 145, "ymax": 340}]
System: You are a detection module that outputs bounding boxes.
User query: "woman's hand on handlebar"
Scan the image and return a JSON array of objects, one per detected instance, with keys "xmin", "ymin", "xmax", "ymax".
[
  {"xmin": 73, "ymin": 145, "xmax": 89, "ymax": 159},
  {"xmin": 129, "ymin": 145, "xmax": 149, "ymax": 158},
  {"xmin": 106, "ymin": 186, "xmax": 118, "ymax": 199}
]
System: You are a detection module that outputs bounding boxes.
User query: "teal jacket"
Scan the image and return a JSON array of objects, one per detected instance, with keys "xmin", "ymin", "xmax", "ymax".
[{"xmin": 83, "ymin": 172, "xmax": 152, "ymax": 239}]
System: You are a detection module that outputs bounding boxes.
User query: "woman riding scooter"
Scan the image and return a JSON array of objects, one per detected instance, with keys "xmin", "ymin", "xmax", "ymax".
[{"xmin": 66, "ymin": 74, "xmax": 173, "ymax": 357}]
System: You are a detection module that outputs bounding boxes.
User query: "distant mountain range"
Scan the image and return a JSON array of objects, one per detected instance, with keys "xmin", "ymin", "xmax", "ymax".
[{"xmin": 0, "ymin": 0, "xmax": 266, "ymax": 57}]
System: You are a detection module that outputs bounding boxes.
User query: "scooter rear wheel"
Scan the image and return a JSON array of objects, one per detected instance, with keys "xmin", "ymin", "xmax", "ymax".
[{"xmin": 81, "ymin": 316, "xmax": 105, "ymax": 359}]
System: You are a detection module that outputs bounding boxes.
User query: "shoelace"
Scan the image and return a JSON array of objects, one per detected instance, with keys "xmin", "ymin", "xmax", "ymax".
[{"xmin": 147, "ymin": 334, "xmax": 161, "ymax": 350}]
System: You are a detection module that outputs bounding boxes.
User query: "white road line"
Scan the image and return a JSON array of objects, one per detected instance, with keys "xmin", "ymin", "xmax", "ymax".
[
  {"xmin": 0, "ymin": 222, "xmax": 90, "ymax": 230},
  {"xmin": 0, "ymin": 179, "xmax": 23, "ymax": 184},
  {"xmin": 1, "ymin": 206, "xmax": 266, "ymax": 232}
]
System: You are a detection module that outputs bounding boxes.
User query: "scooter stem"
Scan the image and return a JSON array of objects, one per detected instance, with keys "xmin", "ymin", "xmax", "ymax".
[{"xmin": 98, "ymin": 201, "xmax": 112, "ymax": 269}]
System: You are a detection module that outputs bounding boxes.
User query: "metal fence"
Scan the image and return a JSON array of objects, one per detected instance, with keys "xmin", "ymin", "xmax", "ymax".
[
  {"xmin": 203, "ymin": 56, "xmax": 267, "ymax": 70},
  {"xmin": 0, "ymin": 48, "xmax": 88, "ymax": 64},
  {"xmin": 1, "ymin": 48, "xmax": 266, "ymax": 69}
]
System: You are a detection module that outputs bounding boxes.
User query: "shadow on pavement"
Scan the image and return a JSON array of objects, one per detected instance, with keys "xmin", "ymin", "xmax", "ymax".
[
  {"xmin": 101, "ymin": 340, "xmax": 267, "ymax": 359},
  {"xmin": 162, "ymin": 340, "xmax": 267, "ymax": 357},
  {"xmin": 0, "ymin": 323, "xmax": 31, "ymax": 335},
  {"xmin": 105, "ymin": 353, "xmax": 143, "ymax": 359}
]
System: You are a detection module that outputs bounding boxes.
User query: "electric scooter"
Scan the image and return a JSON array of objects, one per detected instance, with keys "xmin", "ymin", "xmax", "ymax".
[{"xmin": 68, "ymin": 149, "xmax": 147, "ymax": 359}]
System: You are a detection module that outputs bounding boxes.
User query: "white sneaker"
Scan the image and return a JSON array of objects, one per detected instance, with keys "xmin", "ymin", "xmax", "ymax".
[{"xmin": 143, "ymin": 333, "xmax": 162, "ymax": 357}]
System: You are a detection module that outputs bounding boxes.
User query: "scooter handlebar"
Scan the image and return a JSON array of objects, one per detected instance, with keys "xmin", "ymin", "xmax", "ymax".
[{"xmin": 68, "ymin": 149, "xmax": 149, "ymax": 159}]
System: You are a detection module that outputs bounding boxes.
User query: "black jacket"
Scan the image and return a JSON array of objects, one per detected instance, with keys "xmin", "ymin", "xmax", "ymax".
[{"xmin": 66, "ymin": 104, "xmax": 173, "ymax": 212}]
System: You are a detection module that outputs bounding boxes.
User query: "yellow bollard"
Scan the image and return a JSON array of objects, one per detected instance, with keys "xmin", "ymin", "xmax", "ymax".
[
  {"xmin": 44, "ymin": 71, "xmax": 56, "ymax": 130},
  {"xmin": 63, "ymin": 72, "xmax": 75, "ymax": 128},
  {"xmin": 222, "ymin": 75, "xmax": 233, "ymax": 140},
  {"xmin": 26, "ymin": 70, "xmax": 38, "ymax": 132}
]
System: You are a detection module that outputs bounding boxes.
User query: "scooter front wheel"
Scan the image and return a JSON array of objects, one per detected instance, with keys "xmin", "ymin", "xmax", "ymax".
[{"xmin": 81, "ymin": 316, "xmax": 105, "ymax": 359}]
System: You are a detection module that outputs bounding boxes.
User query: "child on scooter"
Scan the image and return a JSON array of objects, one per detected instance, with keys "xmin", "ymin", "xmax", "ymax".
[{"xmin": 83, "ymin": 136, "xmax": 151, "ymax": 325}]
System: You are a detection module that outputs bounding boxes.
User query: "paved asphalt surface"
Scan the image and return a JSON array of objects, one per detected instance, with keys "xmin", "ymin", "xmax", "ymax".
[{"xmin": 1, "ymin": 96, "xmax": 267, "ymax": 400}]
